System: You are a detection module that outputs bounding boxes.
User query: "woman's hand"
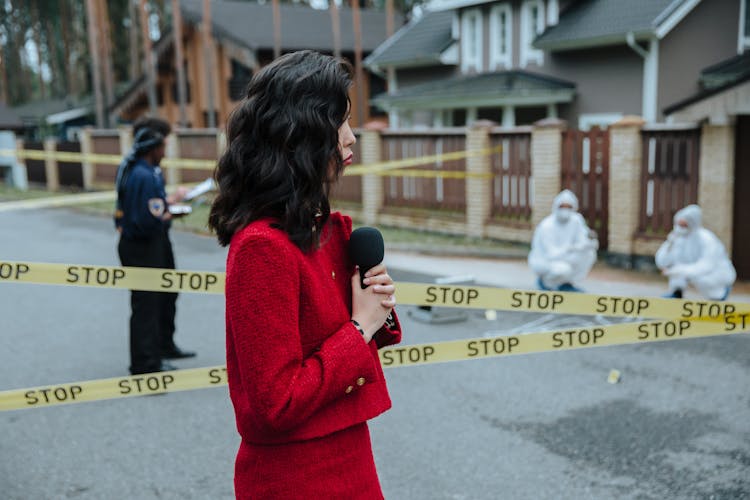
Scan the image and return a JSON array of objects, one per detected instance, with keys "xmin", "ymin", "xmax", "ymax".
[{"xmin": 350, "ymin": 264, "xmax": 396, "ymax": 342}]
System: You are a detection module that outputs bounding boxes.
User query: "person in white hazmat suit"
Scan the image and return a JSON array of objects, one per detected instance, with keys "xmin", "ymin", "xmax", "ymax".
[
  {"xmin": 655, "ymin": 204, "xmax": 735, "ymax": 300},
  {"xmin": 528, "ymin": 190, "xmax": 598, "ymax": 292}
]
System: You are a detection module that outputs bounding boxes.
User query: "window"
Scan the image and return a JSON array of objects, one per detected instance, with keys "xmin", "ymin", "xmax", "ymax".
[
  {"xmin": 520, "ymin": 0, "xmax": 544, "ymax": 67},
  {"xmin": 489, "ymin": 4, "xmax": 512, "ymax": 70},
  {"xmin": 740, "ymin": 0, "xmax": 750, "ymax": 52},
  {"xmin": 461, "ymin": 8, "xmax": 483, "ymax": 73}
]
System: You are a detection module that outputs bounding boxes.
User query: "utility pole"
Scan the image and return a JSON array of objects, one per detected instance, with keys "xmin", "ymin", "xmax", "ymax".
[
  {"xmin": 202, "ymin": 0, "xmax": 216, "ymax": 128},
  {"xmin": 98, "ymin": 0, "xmax": 115, "ymax": 126},
  {"xmin": 272, "ymin": 0, "xmax": 281, "ymax": 59},
  {"xmin": 329, "ymin": 0, "xmax": 341, "ymax": 59},
  {"xmin": 85, "ymin": 0, "xmax": 105, "ymax": 127},
  {"xmin": 352, "ymin": 0, "xmax": 365, "ymax": 126},
  {"xmin": 385, "ymin": 0, "xmax": 394, "ymax": 38},
  {"xmin": 172, "ymin": 0, "xmax": 188, "ymax": 127},
  {"xmin": 129, "ymin": 0, "xmax": 140, "ymax": 81},
  {"xmin": 0, "ymin": 50, "xmax": 8, "ymax": 104},
  {"xmin": 138, "ymin": 0, "xmax": 158, "ymax": 115}
]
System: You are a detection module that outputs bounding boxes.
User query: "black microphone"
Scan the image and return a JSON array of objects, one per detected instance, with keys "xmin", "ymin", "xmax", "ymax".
[{"xmin": 348, "ymin": 227, "xmax": 384, "ymax": 289}]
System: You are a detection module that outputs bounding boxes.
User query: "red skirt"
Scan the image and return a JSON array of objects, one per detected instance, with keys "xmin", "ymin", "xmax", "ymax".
[{"xmin": 234, "ymin": 422, "xmax": 384, "ymax": 499}]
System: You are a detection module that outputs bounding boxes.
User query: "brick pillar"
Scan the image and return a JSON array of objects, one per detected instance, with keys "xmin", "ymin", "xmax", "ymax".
[
  {"xmin": 118, "ymin": 126, "xmax": 134, "ymax": 188},
  {"xmin": 165, "ymin": 134, "xmax": 181, "ymax": 186},
  {"xmin": 217, "ymin": 130, "xmax": 227, "ymax": 157},
  {"xmin": 698, "ymin": 122, "xmax": 735, "ymax": 253},
  {"xmin": 79, "ymin": 127, "xmax": 94, "ymax": 190},
  {"xmin": 531, "ymin": 118, "xmax": 566, "ymax": 229},
  {"xmin": 43, "ymin": 138, "xmax": 59, "ymax": 192},
  {"xmin": 360, "ymin": 123, "xmax": 385, "ymax": 226},
  {"xmin": 465, "ymin": 120, "xmax": 493, "ymax": 237},
  {"xmin": 12, "ymin": 136, "xmax": 29, "ymax": 190},
  {"xmin": 607, "ymin": 116, "xmax": 645, "ymax": 262}
]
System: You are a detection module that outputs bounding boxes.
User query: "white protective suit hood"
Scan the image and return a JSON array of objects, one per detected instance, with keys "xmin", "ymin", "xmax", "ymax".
[
  {"xmin": 673, "ymin": 204, "xmax": 702, "ymax": 233},
  {"xmin": 553, "ymin": 189, "xmax": 579, "ymax": 224}
]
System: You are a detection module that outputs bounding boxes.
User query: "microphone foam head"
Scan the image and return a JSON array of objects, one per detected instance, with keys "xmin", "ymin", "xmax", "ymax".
[{"xmin": 348, "ymin": 227, "xmax": 384, "ymax": 271}]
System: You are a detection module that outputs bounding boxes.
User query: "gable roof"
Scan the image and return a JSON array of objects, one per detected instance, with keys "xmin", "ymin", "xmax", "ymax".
[
  {"xmin": 372, "ymin": 70, "xmax": 575, "ymax": 109},
  {"xmin": 181, "ymin": 0, "xmax": 399, "ymax": 53},
  {"xmin": 534, "ymin": 0, "xmax": 701, "ymax": 51},
  {"xmin": 364, "ymin": 10, "xmax": 455, "ymax": 69}
]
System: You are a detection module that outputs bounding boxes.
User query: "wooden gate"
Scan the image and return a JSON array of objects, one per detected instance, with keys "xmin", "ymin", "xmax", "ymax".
[
  {"xmin": 733, "ymin": 116, "xmax": 750, "ymax": 279},
  {"xmin": 561, "ymin": 127, "xmax": 610, "ymax": 249}
]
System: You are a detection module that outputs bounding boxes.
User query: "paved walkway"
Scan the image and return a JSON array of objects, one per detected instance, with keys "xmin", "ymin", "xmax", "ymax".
[{"xmin": 385, "ymin": 249, "xmax": 750, "ymax": 303}]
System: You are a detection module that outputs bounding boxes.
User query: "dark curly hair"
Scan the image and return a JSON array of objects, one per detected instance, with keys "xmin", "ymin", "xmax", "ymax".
[{"xmin": 208, "ymin": 50, "xmax": 354, "ymax": 251}]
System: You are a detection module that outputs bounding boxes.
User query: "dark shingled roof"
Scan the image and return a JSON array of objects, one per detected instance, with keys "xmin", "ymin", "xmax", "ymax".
[
  {"xmin": 0, "ymin": 103, "xmax": 23, "ymax": 130},
  {"xmin": 664, "ymin": 52, "xmax": 750, "ymax": 115},
  {"xmin": 181, "ymin": 0, "xmax": 400, "ymax": 53},
  {"xmin": 364, "ymin": 10, "xmax": 455, "ymax": 68},
  {"xmin": 372, "ymin": 70, "xmax": 575, "ymax": 108},
  {"xmin": 534, "ymin": 0, "xmax": 686, "ymax": 50}
]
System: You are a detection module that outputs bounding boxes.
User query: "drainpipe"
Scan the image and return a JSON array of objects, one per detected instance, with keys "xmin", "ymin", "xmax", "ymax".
[{"xmin": 626, "ymin": 31, "xmax": 658, "ymax": 122}]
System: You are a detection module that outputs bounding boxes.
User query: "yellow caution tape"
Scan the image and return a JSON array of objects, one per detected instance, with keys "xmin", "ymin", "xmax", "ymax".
[
  {"xmin": 1, "ymin": 319, "xmax": 746, "ymax": 411},
  {"xmin": 0, "ymin": 191, "xmax": 118, "ymax": 212},
  {"xmin": 396, "ymin": 282, "xmax": 750, "ymax": 322},
  {"xmin": 0, "ymin": 260, "xmax": 224, "ymax": 294},
  {"xmin": 0, "ymin": 146, "xmax": 502, "ymax": 176},
  {"xmin": 1, "ymin": 260, "xmax": 749, "ymax": 321}
]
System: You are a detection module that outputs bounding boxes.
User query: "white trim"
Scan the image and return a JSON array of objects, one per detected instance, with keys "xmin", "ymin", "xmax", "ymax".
[
  {"xmin": 429, "ymin": 0, "xmax": 494, "ymax": 12},
  {"xmin": 467, "ymin": 107, "xmax": 478, "ymax": 124},
  {"xmin": 461, "ymin": 8, "xmax": 483, "ymax": 73},
  {"xmin": 440, "ymin": 42, "xmax": 459, "ymax": 64},
  {"xmin": 578, "ymin": 113, "xmax": 623, "ymax": 131},
  {"xmin": 546, "ymin": 0, "xmax": 559, "ymax": 26},
  {"xmin": 520, "ymin": 0, "xmax": 544, "ymax": 68},
  {"xmin": 502, "ymin": 105, "xmax": 515, "ymax": 127},
  {"xmin": 642, "ymin": 38, "xmax": 659, "ymax": 122},
  {"xmin": 45, "ymin": 107, "xmax": 90, "ymax": 125},
  {"xmin": 740, "ymin": 0, "xmax": 750, "ymax": 53},
  {"xmin": 654, "ymin": 0, "xmax": 702, "ymax": 39},
  {"xmin": 489, "ymin": 4, "xmax": 513, "ymax": 70}
]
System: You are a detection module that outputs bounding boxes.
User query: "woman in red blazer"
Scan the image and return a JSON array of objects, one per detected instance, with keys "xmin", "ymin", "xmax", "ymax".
[{"xmin": 208, "ymin": 50, "xmax": 402, "ymax": 499}]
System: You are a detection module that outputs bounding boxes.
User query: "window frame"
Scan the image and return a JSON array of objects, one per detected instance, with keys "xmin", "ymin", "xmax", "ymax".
[
  {"xmin": 520, "ymin": 0, "xmax": 545, "ymax": 68},
  {"xmin": 461, "ymin": 8, "xmax": 484, "ymax": 73},
  {"xmin": 489, "ymin": 4, "xmax": 513, "ymax": 70}
]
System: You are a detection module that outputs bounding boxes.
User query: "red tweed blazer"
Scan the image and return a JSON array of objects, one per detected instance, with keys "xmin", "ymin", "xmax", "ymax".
[{"xmin": 225, "ymin": 213, "xmax": 401, "ymax": 445}]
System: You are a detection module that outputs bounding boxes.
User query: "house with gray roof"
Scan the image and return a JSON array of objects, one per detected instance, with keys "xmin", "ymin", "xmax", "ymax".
[
  {"xmin": 111, "ymin": 0, "xmax": 402, "ymax": 127},
  {"xmin": 367, "ymin": 0, "xmax": 743, "ymax": 129}
]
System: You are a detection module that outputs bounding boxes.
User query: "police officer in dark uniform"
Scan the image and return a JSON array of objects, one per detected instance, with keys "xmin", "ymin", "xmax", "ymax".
[{"xmin": 115, "ymin": 117, "xmax": 196, "ymax": 374}]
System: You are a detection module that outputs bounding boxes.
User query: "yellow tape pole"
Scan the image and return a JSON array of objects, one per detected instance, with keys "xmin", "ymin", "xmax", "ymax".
[{"xmin": 1, "ymin": 320, "xmax": 746, "ymax": 411}]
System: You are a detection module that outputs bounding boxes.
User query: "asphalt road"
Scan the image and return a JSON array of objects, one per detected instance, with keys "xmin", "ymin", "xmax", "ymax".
[{"xmin": 1, "ymin": 209, "xmax": 748, "ymax": 499}]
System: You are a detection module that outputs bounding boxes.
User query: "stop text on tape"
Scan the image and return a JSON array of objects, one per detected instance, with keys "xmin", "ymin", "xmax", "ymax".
[
  {"xmin": 1, "ymin": 318, "xmax": 746, "ymax": 411},
  {"xmin": 0, "ymin": 260, "xmax": 224, "ymax": 294},
  {"xmin": 2, "ymin": 260, "xmax": 749, "ymax": 321}
]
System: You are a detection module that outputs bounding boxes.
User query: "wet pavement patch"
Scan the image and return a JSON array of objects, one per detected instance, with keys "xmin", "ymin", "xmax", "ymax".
[{"xmin": 481, "ymin": 399, "xmax": 750, "ymax": 498}]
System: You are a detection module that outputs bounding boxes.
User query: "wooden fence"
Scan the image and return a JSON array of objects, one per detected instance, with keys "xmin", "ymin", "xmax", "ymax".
[
  {"xmin": 489, "ymin": 127, "xmax": 533, "ymax": 223},
  {"xmin": 380, "ymin": 129, "xmax": 467, "ymax": 212},
  {"xmin": 638, "ymin": 126, "xmax": 700, "ymax": 235},
  {"xmin": 561, "ymin": 126, "xmax": 610, "ymax": 249}
]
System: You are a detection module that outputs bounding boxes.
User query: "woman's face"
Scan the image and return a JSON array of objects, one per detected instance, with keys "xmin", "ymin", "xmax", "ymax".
[{"xmin": 337, "ymin": 114, "xmax": 356, "ymax": 167}]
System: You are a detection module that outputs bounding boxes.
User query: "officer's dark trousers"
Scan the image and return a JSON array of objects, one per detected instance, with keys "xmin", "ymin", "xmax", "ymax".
[{"xmin": 118, "ymin": 228, "xmax": 178, "ymax": 374}]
